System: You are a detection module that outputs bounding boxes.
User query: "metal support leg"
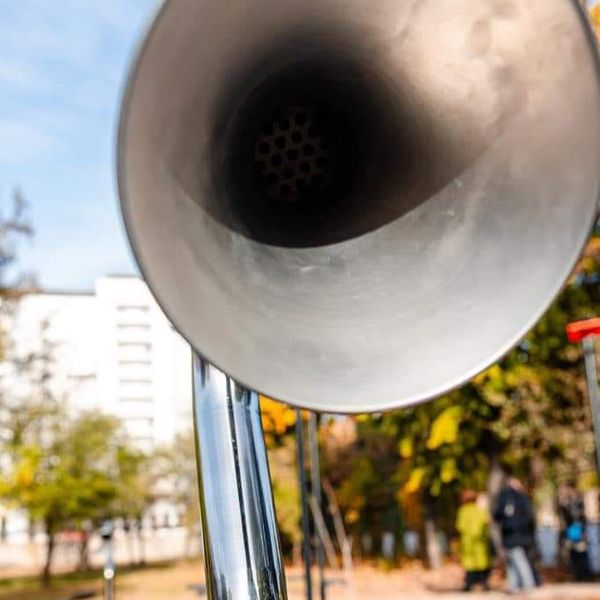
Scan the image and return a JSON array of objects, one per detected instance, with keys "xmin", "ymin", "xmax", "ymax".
[
  {"xmin": 296, "ymin": 410, "xmax": 313, "ymax": 600},
  {"xmin": 308, "ymin": 413, "xmax": 326, "ymax": 600},
  {"xmin": 192, "ymin": 354, "xmax": 287, "ymax": 599},
  {"xmin": 101, "ymin": 520, "xmax": 115, "ymax": 600},
  {"xmin": 583, "ymin": 337, "xmax": 600, "ymax": 471}
]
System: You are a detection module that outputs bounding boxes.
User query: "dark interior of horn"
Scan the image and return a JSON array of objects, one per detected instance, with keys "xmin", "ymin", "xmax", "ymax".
[{"xmin": 207, "ymin": 33, "xmax": 483, "ymax": 248}]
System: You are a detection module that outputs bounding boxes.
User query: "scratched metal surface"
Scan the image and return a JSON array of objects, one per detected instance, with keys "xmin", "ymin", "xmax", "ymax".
[{"xmin": 118, "ymin": 0, "xmax": 600, "ymax": 413}]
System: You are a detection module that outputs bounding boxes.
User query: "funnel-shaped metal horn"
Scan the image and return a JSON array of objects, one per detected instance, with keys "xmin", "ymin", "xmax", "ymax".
[
  {"xmin": 119, "ymin": 0, "xmax": 599, "ymax": 413},
  {"xmin": 118, "ymin": 1, "xmax": 599, "ymax": 598}
]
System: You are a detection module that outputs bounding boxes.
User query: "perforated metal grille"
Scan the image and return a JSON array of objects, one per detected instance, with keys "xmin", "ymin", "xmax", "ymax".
[{"xmin": 254, "ymin": 106, "xmax": 331, "ymax": 202}]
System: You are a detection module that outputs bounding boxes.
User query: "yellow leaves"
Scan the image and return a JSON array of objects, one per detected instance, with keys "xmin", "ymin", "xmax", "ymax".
[
  {"xmin": 402, "ymin": 460, "xmax": 456, "ymax": 498},
  {"xmin": 399, "ymin": 437, "xmax": 413, "ymax": 458},
  {"xmin": 14, "ymin": 463, "xmax": 34, "ymax": 488},
  {"xmin": 426, "ymin": 406, "xmax": 463, "ymax": 450},
  {"xmin": 591, "ymin": 5, "xmax": 600, "ymax": 40},
  {"xmin": 474, "ymin": 364, "xmax": 502, "ymax": 387},
  {"xmin": 430, "ymin": 479, "xmax": 442, "ymax": 497},
  {"xmin": 260, "ymin": 396, "xmax": 296, "ymax": 436},
  {"xmin": 440, "ymin": 458, "xmax": 458, "ymax": 484},
  {"xmin": 8, "ymin": 448, "xmax": 40, "ymax": 492},
  {"xmin": 578, "ymin": 469, "xmax": 598, "ymax": 492},
  {"xmin": 404, "ymin": 466, "xmax": 427, "ymax": 493},
  {"xmin": 346, "ymin": 508, "xmax": 361, "ymax": 524}
]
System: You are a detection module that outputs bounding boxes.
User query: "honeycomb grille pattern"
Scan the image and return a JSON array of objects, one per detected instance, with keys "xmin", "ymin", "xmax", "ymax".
[{"xmin": 254, "ymin": 107, "xmax": 331, "ymax": 202}]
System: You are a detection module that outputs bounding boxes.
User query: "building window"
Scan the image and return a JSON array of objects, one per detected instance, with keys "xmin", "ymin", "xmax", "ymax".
[
  {"xmin": 67, "ymin": 374, "xmax": 96, "ymax": 381},
  {"xmin": 119, "ymin": 397, "xmax": 153, "ymax": 403},
  {"xmin": 117, "ymin": 342, "xmax": 151, "ymax": 349},
  {"xmin": 118, "ymin": 377, "xmax": 152, "ymax": 385},
  {"xmin": 117, "ymin": 323, "xmax": 151, "ymax": 330},
  {"xmin": 117, "ymin": 359, "xmax": 152, "ymax": 366},
  {"xmin": 116, "ymin": 305, "xmax": 150, "ymax": 313},
  {"xmin": 117, "ymin": 342, "xmax": 152, "ymax": 363}
]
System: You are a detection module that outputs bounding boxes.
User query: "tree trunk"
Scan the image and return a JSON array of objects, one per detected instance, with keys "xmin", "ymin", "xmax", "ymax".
[
  {"xmin": 136, "ymin": 521, "xmax": 146, "ymax": 565},
  {"xmin": 126, "ymin": 529, "xmax": 135, "ymax": 565},
  {"xmin": 424, "ymin": 497, "xmax": 442, "ymax": 570},
  {"xmin": 487, "ymin": 457, "xmax": 505, "ymax": 558},
  {"xmin": 424, "ymin": 518, "xmax": 442, "ymax": 569},
  {"xmin": 42, "ymin": 532, "xmax": 55, "ymax": 587},
  {"xmin": 323, "ymin": 477, "xmax": 354, "ymax": 577},
  {"xmin": 292, "ymin": 540, "xmax": 302, "ymax": 567},
  {"xmin": 77, "ymin": 532, "xmax": 90, "ymax": 571}
]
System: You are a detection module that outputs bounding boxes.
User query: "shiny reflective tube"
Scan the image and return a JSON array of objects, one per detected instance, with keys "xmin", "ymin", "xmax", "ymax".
[
  {"xmin": 119, "ymin": 0, "xmax": 600, "ymax": 413},
  {"xmin": 192, "ymin": 355, "xmax": 287, "ymax": 600}
]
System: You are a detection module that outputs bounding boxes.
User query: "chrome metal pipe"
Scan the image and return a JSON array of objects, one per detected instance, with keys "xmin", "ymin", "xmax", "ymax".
[
  {"xmin": 583, "ymin": 337, "xmax": 600, "ymax": 471},
  {"xmin": 192, "ymin": 354, "xmax": 287, "ymax": 600},
  {"xmin": 295, "ymin": 411, "xmax": 313, "ymax": 600},
  {"xmin": 308, "ymin": 413, "xmax": 326, "ymax": 600}
]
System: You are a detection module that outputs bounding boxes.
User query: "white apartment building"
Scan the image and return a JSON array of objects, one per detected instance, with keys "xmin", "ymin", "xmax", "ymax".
[
  {"xmin": 5, "ymin": 275, "xmax": 193, "ymax": 450},
  {"xmin": 0, "ymin": 276, "xmax": 194, "ymax": 543}
]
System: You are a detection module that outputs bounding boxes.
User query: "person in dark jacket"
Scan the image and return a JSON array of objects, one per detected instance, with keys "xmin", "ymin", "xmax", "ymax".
[
  {"xmin": 493, "ymin": 476, "xmax": 538, "ymax": 593},
  {"xmin": 559, "ymin": 483, "xmax": 591, "ymax": 582}
]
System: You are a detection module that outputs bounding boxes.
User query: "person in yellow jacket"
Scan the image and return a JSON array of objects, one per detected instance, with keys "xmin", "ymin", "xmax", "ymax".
[{"xmin": 456, "ymin": 489, "xmax": 492, "ymax": 592}]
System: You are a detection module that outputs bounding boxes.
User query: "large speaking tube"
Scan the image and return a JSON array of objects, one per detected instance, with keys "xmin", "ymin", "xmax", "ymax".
[{"xmin": 117, "ymin": 1, "xmax": 600, "ymax": 598}]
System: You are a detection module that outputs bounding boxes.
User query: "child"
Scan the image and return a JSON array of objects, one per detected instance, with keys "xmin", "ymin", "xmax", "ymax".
[{"xmin": 456, "ymin": 489, "xmax": 491, "ymax": 591}]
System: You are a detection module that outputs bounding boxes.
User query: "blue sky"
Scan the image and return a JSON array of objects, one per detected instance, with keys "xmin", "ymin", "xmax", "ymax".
[
  {"xmin": 1, "ymin": 1, "xmax": 598, "ymax": 290},
  {"xmin": 0, "ymin": 1, "xmax": 156, "ymax": 290}
]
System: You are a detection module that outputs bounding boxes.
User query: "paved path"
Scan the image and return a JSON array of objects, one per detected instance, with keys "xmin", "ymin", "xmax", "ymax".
[
  {"xmin": 112, "ymin": 563, "xmax": 600, "ymax": 600},
  {"xmin": 2, "ymin": 561, "xmax": 600, "ymax": 600}
]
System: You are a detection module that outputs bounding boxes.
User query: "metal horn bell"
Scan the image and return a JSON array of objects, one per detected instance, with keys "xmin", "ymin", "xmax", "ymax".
[
  {"xmin": 117, "ymin": 0, "xmax": 600, "ymax": 598},
  {"xmin": 119, "ymin": 0, "xmax": 599, "ymax": 413}
]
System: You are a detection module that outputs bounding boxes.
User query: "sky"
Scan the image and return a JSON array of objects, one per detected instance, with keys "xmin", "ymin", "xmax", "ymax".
[
  {"xmin": 0, "ymin": 1, "xmax": 598, "ymax": 291},
  {"xmin": 0, "ymin": 1, "xmax": 157, "ymax": 290}
]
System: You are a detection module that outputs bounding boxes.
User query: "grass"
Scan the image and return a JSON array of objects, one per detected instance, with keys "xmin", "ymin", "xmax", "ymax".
[{"xmin": 0, "ymin": 561, "xmax": 179, "ymax": 600}]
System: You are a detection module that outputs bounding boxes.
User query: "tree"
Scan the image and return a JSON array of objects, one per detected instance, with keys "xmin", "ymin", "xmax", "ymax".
[
  {"xmin": 0, "ymin": 188, "xmax": 33, "ymax": 295},
  {"xmin": 153, "ymin": 430, "xmax": 200, "ymax": 557},
  {"xmin": 0, "ymin": 187, "xmax": 34, "ymax": 431},
  {"xmin": 591, "ymin": 4, "xmax": 600, "ymax": 39},
  {"xmin": 112, "ymin": 444, "xmax": 154, "ymax": 565},
  {"xmin": 0, "ymin": 407, "xmax": 122, "ymax": 585},
  {"xmin": 260, "ymin": 397, "xmax": 302, "ymax": 555}
]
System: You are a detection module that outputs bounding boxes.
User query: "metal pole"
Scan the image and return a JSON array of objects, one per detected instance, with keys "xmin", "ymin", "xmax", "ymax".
[
  {"xmin": 583, "ymin": 336, "xmax": 600, "ymax": 471},
  {"xmin": 101, "ymin": 521, "xmax": 115, "ymax": 600},
  {"xmin": 192, "ymin": 354, "xmax": 287, "ymax": 599},
  {"xmin": 103, "ymin": 558, "xmax": 115, "ymax": 600},
  {"xmin": 296, "ymin": 410, "xmax": 313, "ymax": 600},
  {"xmin": 308, "ymin": 413, "xmax": 326, "ymax": 600}
]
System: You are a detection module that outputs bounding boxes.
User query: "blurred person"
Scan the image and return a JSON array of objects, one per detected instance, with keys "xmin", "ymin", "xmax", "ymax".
[
  {"xmin": 456, "ymin": 489, "xmax": 491, "ymax": 591},
  {"xmin": 493, "ymin": 475, "xmax": 538, "ymax": 594},
  {"xmin": 559, "ymin": 483, "xmax": 591, "ymax": 582}
]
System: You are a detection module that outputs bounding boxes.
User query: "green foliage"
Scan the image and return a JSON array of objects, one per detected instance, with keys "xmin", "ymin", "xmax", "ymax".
[
  {"xmin": 0, "ymin": 392, "xmax": 156, "ymax": 583},
  {"xmin": 112, "ymin": 443, "xmax": 154, "ymax": 523},
  {"xmin": 152, "ymin": 430, "xmax": 198, "ymax": 532},
  {"xmin": 0, "ymin": 406, "xmax": 125, "ymax": 532},
  {"xmin": 268, "ymin": 436, "xmax": 301, "ymax": 545},
  {"xmin": 259, "ymin": 398, "xmax": 303, "ymax": 548}
]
